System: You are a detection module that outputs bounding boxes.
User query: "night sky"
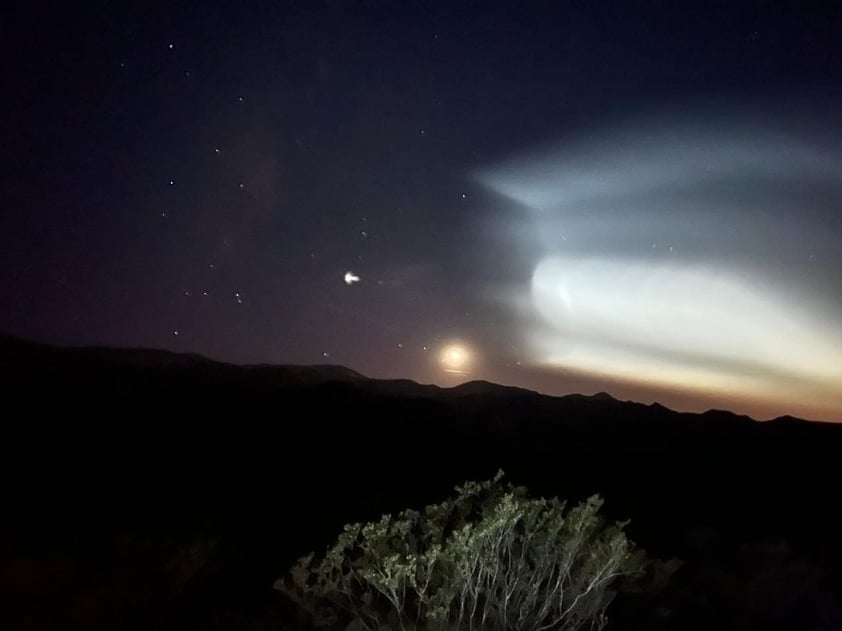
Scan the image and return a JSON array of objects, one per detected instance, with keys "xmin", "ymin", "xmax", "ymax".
[{"xmin": 2, "ymin": 1, "xmax": 841, "ymax": 420}]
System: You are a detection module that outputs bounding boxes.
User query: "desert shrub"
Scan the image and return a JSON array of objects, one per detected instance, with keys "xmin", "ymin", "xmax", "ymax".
[{"xmin": 281, "ymin": 472, "xmax": 652, "ymax": 631}]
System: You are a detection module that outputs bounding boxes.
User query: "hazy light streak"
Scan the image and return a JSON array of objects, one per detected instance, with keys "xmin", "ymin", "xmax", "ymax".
[{"xmin": 478, "ymin": 123, "xmax": 842, "ymax": 212}]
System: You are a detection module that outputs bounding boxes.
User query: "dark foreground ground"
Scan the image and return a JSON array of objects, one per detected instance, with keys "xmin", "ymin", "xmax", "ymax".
[{"xmin": 1, "ymin": 336, "xmax": 840, "ymax": 631}]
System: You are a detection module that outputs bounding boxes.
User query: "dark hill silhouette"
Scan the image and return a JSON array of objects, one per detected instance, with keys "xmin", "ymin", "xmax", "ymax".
[{"xmin": 1, "ymin": 335, "xmax": 840, "ymax": 631}]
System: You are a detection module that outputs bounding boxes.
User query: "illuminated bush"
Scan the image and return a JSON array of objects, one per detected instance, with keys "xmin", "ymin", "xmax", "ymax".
[{"xmin": 281, "ymin": 473, "xmax": 651, "ymax": 631}]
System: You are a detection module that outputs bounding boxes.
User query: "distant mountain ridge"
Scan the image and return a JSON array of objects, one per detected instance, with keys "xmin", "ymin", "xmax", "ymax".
[
  {"xmin": 1, "ymin": 334, "xmax": 826, "ymax": 424},
  {"xmin": 3, "ymin": 333, "xmax": 841, "ymax": 554},
  {"xmin": 3, "ymin": 334, "xmax": 842, "ymax": 631}
]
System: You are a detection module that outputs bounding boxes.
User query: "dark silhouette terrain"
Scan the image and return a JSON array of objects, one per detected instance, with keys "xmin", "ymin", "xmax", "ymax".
[{"xmin": 1, "ymin": 335, "xmax": 840, "ymax": 630}]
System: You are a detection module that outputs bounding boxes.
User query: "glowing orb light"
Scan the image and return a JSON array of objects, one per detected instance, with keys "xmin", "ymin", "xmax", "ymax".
[{"xmin": 440, "ymin": 343, "xmax": 472, "ymax": 374}]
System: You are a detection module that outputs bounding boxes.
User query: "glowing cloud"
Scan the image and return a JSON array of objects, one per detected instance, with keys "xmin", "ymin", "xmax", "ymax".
[
  {"xmin": 529, "ymin": 256, "xmax": 842, "ymax": 411},
  {"xmin": 476, "ymin": 110, "xmax": 842, "ymax": 419}
]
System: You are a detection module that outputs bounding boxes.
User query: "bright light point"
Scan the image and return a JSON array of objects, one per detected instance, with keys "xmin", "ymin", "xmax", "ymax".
[
  {"xmin": 440, "ymin": 343, "xmax": 472, "ymax": 375},
  {"xmin": 344, "ymin": 271, "xmax": 360, "ymax": 285}
]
